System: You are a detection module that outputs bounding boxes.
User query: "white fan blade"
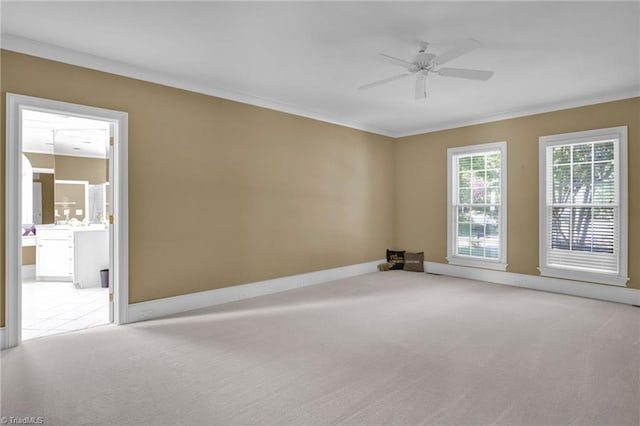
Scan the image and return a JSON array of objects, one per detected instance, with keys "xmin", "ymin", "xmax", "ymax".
[
  {"xmin": 415, "ymin": 76, "xmax": 426, "ymax": 99},
  {"xmin": 433, "ymin": 38, "xmax": 482, "ymax": 66},
  {"xmin": 359, "ymin": 73, "xmax": 412, "ymax": 90},
  {"xmin": 437, "ymin": 68, "xmax": 494, "ymax": 81},
  {"xmin": 375, "ymin": 53, "xmax": 413, "ymax": 69}
]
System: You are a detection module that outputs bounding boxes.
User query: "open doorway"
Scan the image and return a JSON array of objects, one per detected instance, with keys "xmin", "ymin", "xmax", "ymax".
[
  {"xmin": 21, "ymin": 110, "xmax": 112, "ymax": 340},
  {"xmin": 5, "ymin": 94, "xmax": 129, "ymax": 349}
]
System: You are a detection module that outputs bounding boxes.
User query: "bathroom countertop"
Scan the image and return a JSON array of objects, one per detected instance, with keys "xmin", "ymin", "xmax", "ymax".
[
  {"xmin": 37, "ymin": 224, "xmax": 108, "ymax": 232},
  {"xmin": 22, "ymin": 225, "xmax": 108, "ymax": 246}
]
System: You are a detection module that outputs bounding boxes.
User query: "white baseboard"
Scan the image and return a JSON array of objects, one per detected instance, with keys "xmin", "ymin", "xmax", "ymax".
[
  {"xmin": 22, "ymin": 264, "xmax": 35, "ymax": 279},
  {"xmin": 425, "ymin": 261, "xmax": 640, "ymax": 306},
  {"xmin": 128, "ymin": 259, "xmax": 385, "ymax": 323}
]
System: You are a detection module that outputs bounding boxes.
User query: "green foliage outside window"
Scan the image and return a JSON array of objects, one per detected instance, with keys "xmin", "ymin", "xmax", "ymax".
[
  {"xmin": 455, "ymin": 150, "xmax": 501, "ymax": 259},
  {"xmin": 551, "ymin": 141, "xmax": 615, "ymax": 253}
]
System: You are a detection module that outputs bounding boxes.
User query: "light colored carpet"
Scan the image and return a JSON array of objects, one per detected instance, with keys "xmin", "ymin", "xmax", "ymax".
[{"xmin": 2, "ymin": 271, "xmax": 639, "ymax": 425}]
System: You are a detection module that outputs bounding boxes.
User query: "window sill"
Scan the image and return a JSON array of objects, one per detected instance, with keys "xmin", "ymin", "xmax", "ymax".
[
  {"xmin": 538, "ymin": 266, "xmax": 628, "ymax": 287},
  {"xmin": 447, "ymin": 256, "xmax": 508, "ymax": 271}
]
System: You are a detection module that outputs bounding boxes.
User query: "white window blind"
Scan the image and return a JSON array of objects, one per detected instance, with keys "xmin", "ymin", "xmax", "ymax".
[
  {"xmin": 539, "ymin": 127, "xmax": 628, "ymax": 286},
  {"xmin": 447, "ymin": 142, "xmax": 507, "ymax": 270}
]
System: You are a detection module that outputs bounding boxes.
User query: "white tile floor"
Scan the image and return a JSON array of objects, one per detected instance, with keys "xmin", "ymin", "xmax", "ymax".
[{"xmin": 22, "ymin": 278, "xmax": 110, "ymax": 340}]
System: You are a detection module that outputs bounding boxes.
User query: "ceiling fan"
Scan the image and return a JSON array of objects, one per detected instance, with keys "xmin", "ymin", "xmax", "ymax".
[{"xmin": 359, "ymin": 39, "xmax": 494, "ymax": 99}]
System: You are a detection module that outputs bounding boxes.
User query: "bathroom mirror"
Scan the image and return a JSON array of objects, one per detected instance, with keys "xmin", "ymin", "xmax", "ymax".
[
  {"xmin": 23, "ymin": 152, "xmax": 56, "ymax": 227},
  {"xmin": 32, "ymin": 171, "xmax": 55, "ymax": 224},
  {"xmin": 54, "ymin": 179, "xmax": 89, "ymax": 223}
]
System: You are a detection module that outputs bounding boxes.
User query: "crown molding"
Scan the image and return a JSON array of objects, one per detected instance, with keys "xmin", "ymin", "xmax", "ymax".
[
  {"xmin": 395, "ymin": 87, "xmax": 640, "ymax": 138},
  {"xmin": 2, "ymin": 34, "xmax": 638, "ymax": 140},
  {"xmin": 0, "ymin": 34, "xmax": 397, "ymax": 137}
]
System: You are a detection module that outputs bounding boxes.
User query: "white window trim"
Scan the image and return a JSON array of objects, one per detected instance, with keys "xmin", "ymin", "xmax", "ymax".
[
  {"xmin": 447, "ymin": 141, "xmax": 508, "ymax": 271},
  {"xmin": 538, "ymin": 126, "xmax": 628, "ymax": 287}
]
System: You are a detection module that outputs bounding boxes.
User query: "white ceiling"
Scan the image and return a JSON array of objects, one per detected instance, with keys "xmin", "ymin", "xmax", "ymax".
[
  {"xmin": 2, "ymin": 2, "xmax": 639, "ymax": 137},
  {"xmin": 22, "ymin": 109, "xmax": 110, "ymax": 159}
]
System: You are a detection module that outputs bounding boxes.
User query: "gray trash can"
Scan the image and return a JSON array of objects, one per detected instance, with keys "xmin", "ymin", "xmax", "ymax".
[{"xmin": 100, "ymin": 269, "xmax": 109, "ymax": 288}]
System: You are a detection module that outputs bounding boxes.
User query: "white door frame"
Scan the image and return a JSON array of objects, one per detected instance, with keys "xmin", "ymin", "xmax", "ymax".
[{"xmin": 4, "ymin": 93, "xmax": 129, "ymax": 349}]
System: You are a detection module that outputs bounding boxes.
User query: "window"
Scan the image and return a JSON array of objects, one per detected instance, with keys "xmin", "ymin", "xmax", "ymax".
[
  {"xmin": 539, "ymin": 126, "xmax": 628, "ymax": 286},
  {"xmin": 447, "ymin": 142, "xmax": 507, "ymax": 270}
]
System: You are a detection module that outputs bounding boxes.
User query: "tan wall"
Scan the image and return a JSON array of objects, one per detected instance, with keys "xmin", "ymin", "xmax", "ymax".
[
  {"xmin": 1, "ymin": 50, "xmax": 5, "ymax": 325},
  {"xmin": 395, "ymin": 97, "xmax": 640, "ymax": 289},
  {"xmin": 0, "ymin": 50, "xmax": 396, "ymax": 325},
  {"xmin": 23, "ymin": 152, "xmax": 54, "ymax": 169},
  {"xmin": 21, "ymin": 246, "xmax": 35, "ymax": 266},
  {"xmin": 24, "ymin": 153, "xmax": 108, "ymax": 184},
  {"xmin": 55, "ymin": 155, "xmax": 108, "ymax": 184}
]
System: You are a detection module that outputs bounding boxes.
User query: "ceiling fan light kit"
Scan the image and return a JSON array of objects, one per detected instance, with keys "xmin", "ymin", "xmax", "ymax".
[{"xmin": 359, "ymin": 38, "xmax": 495, "ymax": 99}]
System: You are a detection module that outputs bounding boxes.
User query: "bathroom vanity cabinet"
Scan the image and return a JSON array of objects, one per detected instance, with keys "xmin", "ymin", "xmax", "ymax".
[{"xmin": 36, "ymin": 227, "xmax": 109, "ymax": 288}]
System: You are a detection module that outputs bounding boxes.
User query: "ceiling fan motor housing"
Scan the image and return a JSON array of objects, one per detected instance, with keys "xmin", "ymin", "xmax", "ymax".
[{"xmin": 413, "ymin": 52, "xmax": 435, "ymax": 69}]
